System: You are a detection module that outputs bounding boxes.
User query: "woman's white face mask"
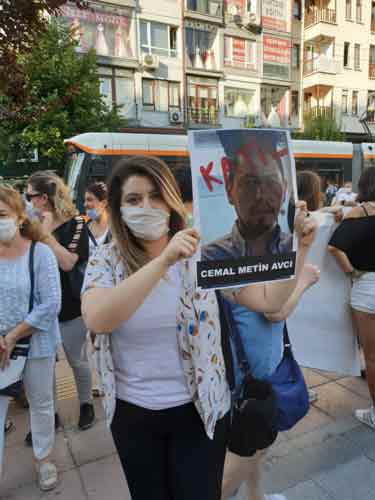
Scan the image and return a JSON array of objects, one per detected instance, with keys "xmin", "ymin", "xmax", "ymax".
[
  {"xmin": 120, "ymin": 206, "xmax": 170, "ymax": 241},
  {"xmin": 0, "ymin": 218, "xmax": 18, "ymax": 242}
]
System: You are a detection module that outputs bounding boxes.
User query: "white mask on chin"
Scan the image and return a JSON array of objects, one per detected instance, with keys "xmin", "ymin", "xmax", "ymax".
[
  {"xmin": 0, "ymin": 218, "xmax": 18, "ymax": 242},
  {"xmin": 120, "ymin": 206, "xmax": 170, "ymax": 241}
]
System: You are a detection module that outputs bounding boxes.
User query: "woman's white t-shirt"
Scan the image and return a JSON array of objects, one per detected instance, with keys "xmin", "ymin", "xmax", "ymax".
[
  {"xmin": 111, "ymin": 262, "xmax": 192, "ymax": 410},
  {"xmin": 88, "ymin": 228, "xmax": 109, "ymax": 257}
]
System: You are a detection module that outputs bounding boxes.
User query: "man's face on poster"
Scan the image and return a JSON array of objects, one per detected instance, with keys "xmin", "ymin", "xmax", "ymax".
[{"xmin": 226, "ymin": 151, "xmax": 286, "ymax": 240}]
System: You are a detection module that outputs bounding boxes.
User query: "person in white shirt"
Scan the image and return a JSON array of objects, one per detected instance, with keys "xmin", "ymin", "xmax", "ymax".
[{"xmin": 332, "ymin": 182, "xmax": 357, "ymax": 207}]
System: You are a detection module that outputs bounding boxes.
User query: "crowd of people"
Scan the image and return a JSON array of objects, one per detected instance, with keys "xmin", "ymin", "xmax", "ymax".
[{"xmin": 0, "ymin": 155, "xmax": 374, "ymax": 500}]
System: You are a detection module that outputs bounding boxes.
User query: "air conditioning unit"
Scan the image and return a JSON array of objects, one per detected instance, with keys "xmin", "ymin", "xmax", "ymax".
[
  {"xmin": 243, "ymin": 12, "xmax": 257, "ymax": 25},
  {"xmin": 169, "ymin": 110, "xmax": 183, "ymax": 124},
  {"xmin": 142, "ymin": 53, "xmax": 160, "ymax": 70}
]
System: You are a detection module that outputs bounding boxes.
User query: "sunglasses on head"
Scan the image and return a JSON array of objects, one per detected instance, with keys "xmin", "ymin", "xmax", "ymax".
[{"xmin": 25, "ymin": 193, "xmax": 42, "ymax": 202}]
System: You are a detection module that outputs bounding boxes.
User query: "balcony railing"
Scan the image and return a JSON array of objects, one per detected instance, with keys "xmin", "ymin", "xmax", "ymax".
[
  {"xmin": 305, "ymin": 8, "xmax": 336, "ymax": 28},
  {"xmin": 304, "ymin": 106, "xmax": 333, "ymax": 119},
  {"xmin": 303, "ymin": 56, "xmax": 339, "ymax": 76},
  {"xmin": 369, "ymin": 63, "xmax": 375, "ymax": 79},
  {"xmin": 188, "ymin": 107, "xmax": 219, "ymax": 126},
  {"xmin": 185, "ymin": 0, "xmax": 223, "ymax": 17}
]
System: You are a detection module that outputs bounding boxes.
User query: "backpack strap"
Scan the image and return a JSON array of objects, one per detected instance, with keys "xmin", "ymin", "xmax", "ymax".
[
  {"xmin": 28, "ymin": 241, "xmax": 36, "ymax": 313},
  {"xmin": 87, "ymin": 225, "xmax": 98, "ymax": 247},
  {"xmin": 68, "ymin": 216, "xmax": 85, "ymax": 253}
]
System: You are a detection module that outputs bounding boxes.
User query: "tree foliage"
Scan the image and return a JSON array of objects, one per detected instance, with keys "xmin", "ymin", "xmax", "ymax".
[
  {"xmin": 0, "ymin": 0, "xmax": 88, "ymax": 98},
  {"xmin": 0, "ymin": 21, "xmax": 126, "ymax": 170},
  {"xmin": 293, "ymin": 112, "xmax": 344, "ymax": 141}
]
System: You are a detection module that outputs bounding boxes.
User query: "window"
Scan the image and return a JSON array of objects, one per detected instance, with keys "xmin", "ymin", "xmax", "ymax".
[
  {"xmin": 186, "ymin": 27, "xmax": 217, "ymax": 70},
  {"xmin": 346, "ymin": 0, "xmax": 352, "ymax": 20},
  {"xmin": 352, "ymin": 90, "xmax": 359, "ymax": 115},
  {"xmin": 367, "ymin": 91, "xmax": 375, "ymax": 122},
  {"xmin": 356, "ymin": 0, "xmax": 362, "ymax": 22},
  {"xmin": 142, "ymin": 79, "xmax": 180, "ymax": 112},
  {"xmin": 344, "ymin": 42, "xmax": 350, "ymax": 67},
  {"xmin": 225, "ymin": 0, "xmax": 255, "ymax": 16},
  {"xmin": 291, "ymin": 91, "xmax": 299, "ymax": 116},
  {"xmin": 293, "ymin": 0, "xmax": 301, "ymax": 20},
  {"xmin": 224, "ymin": 36, "xmax": 256, "ymax": 69},
  {"xmin": 354, "ymin": 44, "xmax": 360, "ymax": 70},
  {"xmin": 224, "ymin": 88, "xmax": 254, "ymax": 117},
  {"xmin": 186, "ymin": 0, "xmax": 223, "ymax": 16},
  {"xmin": 342, "ymin": 90, "xmax": 348, "ymax": 114},
  {"xmin": 372, "ymin": 2, "xmax": 375, "ymax": 31},
  {"xmin": 188, "ymin": 76, "xmax": 218, "ymax": 125},
  {"xmin": 292, "ymin": 44, "xmax": 300, "ymax": 69},
  {"xmin": 98, "ymin": 66, "xmax": 135, "ymax": 117},
  {"xmin": 140, "ymin": 21, "xmax": 177, "ymax": 57}
]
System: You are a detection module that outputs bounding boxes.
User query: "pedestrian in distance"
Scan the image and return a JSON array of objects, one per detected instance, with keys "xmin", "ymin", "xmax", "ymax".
[
  {"xmin": 0, "ymin": 185, "xmax": 61, "ymax": 491},
  {"xmin": 26, "ymin": 171, "xmax": 95, "ymax": 432},
  {"xmin": 81, "ymin": 155, "xmax": 315, "ymax": 500}
]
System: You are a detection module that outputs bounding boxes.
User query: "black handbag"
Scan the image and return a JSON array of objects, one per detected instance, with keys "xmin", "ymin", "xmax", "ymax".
[
  {"xmin": 0, "ymin": 241, "xmax": 36, "ymax": 397},
  {"xmin": 266, "ymin": 324, "xmax": 309, "ymax": 432},
  {"xmin": 67, "ymin": 216, "xmax": 87, "ymax": 300},
  {"xmin": 217, "ymin": 292, "xmax": 278, "ymax": 457}
]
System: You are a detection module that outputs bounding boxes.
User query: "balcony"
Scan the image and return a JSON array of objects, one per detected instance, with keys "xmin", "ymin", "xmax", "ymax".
[
  {"xmin": 372, "ymin": 19, "xmax": 375, "ymax": 33},
  {"xmin": 185, "ymin": 0, "xmax": 224, "ymax": 23},
  {"xmin": 303, "ymin": 56, "xmax": 340, "ymax": 76},
  {"xmin": 305, "ymin": 8, "xmax": 336, "ymax": 28},
  {"xmin": 304, "ymin": 106, "xmax": 333, "ymax": 119},
  {"xmin": 188, "ymin": 107, "xmax": 219, "ymax": 127},
  {"xmin": 304, "ymin": 8, "xmax": 337, "ymax": 42},
  {"xmin": 369, "ymin": 63, "xmax": 375, "ymax": 79}
]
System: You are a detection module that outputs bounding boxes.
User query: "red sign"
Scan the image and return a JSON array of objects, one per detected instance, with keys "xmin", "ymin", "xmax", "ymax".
[
  {"xmin": 261, "ymin": 16, "xmax": 287, "ymax": 32},
  {"xmin": 263, "ymin": 36, "xmax": 290, "ymax": 65}
]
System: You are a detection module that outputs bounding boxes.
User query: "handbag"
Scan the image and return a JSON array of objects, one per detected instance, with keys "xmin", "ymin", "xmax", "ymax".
[
  {"xmin": 266, "ymin": 324, "xmax": 309, "ymax": 432},
  {"xmin": 0, "ymin": 241, "xmax": 36, "ymax": 397},
  {"xmin": 217, "ymin": 292, "xmax": 278, "ymax": 457},
  {"xmin": 67, "ymin": 216, "xmax": 87, "ymax": 300}
]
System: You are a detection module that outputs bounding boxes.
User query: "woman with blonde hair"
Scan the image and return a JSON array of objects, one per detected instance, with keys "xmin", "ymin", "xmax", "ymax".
[
  {"xmin": 26, "ymin": 171, "xmax": 95, "ymax": 432},
  {"xmin": 81, "ymin": 156, "xmax": 315, "ymax": 500},
  {"xmin": 0, "ymin": 185, "xmax": 61, "ymax": 490}
]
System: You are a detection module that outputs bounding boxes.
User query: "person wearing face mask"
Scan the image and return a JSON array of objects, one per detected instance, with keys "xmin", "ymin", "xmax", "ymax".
[
  {"xmin": 0, "ymin": 185, "xmax": 61, "ymax": 491},
  {"xmin": 26, "ymin": 171, "xmax": 95, "ymax": 434},
  {"xmin": 80, "ymin": 155, "xmax": 315, "ymax": 500},
  {"xmin": 84, "ymin": 182, "xmax": 110, "ymax": 257}
]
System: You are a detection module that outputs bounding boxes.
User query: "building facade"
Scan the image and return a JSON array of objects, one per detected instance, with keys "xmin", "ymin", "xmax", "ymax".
[{"xmin": 60, "ymin": 0, "xmax": 375, "ymax": 140}]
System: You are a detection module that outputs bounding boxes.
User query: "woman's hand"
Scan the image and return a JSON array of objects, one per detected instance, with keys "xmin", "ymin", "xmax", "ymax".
[
  {"xmin": 300, "ymin": 264, "xmax": 320, "ymax": 291},
  {"xmin": 0, "ymin": 334, "xmax": 17, "ymax": 370},
  {"xmin": 294, "ymin": 201, "xmax": 317, "ymax": 249},
  {"xmin": 160, "ymin": 229, "xmax": 200, "ymax": 267}
]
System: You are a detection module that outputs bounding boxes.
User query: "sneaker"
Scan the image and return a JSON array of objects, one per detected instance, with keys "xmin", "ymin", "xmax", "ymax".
[
  {"xmin": 308, "ymin": 389, "xmax": 318, "ymax": 404},
  {"xmin": 38, "ymin": 462, "xmax": 58, "ymax": 491},
  {"xmin": 25, "ymin": 413, "xmax": 61, "ymax": 448},
  {"xmin": 355, "ymin": 406, "xmax": 375, "ymax": 429},
  {"xmin": 78, "ymin": 403, "xmax": 95, "ymax": 430},
  {"xmin": 265, "ymin": 495, "xmax": 287, "ymax": 500}
]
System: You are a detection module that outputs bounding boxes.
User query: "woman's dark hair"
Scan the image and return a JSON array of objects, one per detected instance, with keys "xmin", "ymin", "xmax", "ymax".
[
  {"xmin": 297, "ymin": 170, "xmax": 321, "ymax": 211},
  {"xmin": 107, "ymin": 155, "xmax": 186, "ymax": 275},
  {"xmin": 357, "ymin": 166, "xmax": 375, "ymax": 203},
  {"xmin": 86, "ymin": 181, "xmax": 108, "ymax": 201},
  {"xmin": 173, "ymin": 166, "xmax": 193, "ymax": 204}
]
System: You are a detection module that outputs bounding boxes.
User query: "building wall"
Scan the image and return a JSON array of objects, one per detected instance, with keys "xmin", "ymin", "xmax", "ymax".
[{"xmin": 60, "ymin": 0, "xmax": 375, "ymax": 138}]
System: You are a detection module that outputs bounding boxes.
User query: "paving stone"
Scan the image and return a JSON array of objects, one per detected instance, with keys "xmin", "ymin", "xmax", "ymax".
[
  {"xmin": 264, "ymin": 434, "xmax": 363, "ymax": 493},
  {"xmin": 315, "ymin": 455, "xmax": 375, "ymax": 500},
  {"xmin": 336, "ymin": 376, "xmax": 370, "ymax": 399},
  {"xmin": 79, "ymin": 454, "xmax": 131, "ymax": 500},
  {"xmin": 312, "ymin": 369, "xmax": 345, "ymax": 381},
  {"xmin": 1, "ymin": 468, "xmax": 86, "ymax": 500},
  {"xmin": 342, "ymin": 424, "xmax": 375, "ymax": 461},
  {"xmin": 313, "ymin": 381, "xmax": 369, "ymax": 420},
  {"xmin": 66, "ymin": 419, "xmax": 116, "ymax": 466},
  {"xmin": 281, "ymin": 479, "xmax": 334, "ymax": 500},
  {"xmin": 284, "ymin": 407, "xmax": 333, "ymax": 440},
  {"xmin": 302, "ymin": 368, "xmax": 332, "ymax": 388}
]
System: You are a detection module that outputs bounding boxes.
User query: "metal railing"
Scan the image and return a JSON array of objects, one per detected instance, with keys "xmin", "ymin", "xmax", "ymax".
[
  {"xmin": 305, "ymin": 8, "xmax": 336, "ymax": 28},
  {"xmin": 185, "ymin": 0, "xmax": 223, "ymax": 17},
  {"xmin": 304, "ymin": 106, "xmax": 333, "ymax": 119},
  {"xmin": 188, "ymin": 107, "xmax": 219, "ymax": 125}
]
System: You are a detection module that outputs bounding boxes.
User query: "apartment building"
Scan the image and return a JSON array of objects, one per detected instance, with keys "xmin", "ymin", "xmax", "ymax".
[{"xmin": 60, "ymin": 0, "xmax": 375, "ymax": 140}]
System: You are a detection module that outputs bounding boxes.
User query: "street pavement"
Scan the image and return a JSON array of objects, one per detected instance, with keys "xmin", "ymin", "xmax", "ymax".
[{"xmin": 1, "ymin": 357, "xmax": 375, "ymax": 500}]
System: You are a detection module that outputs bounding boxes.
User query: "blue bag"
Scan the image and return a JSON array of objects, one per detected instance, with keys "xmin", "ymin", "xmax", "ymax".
[{"xmin": 266, "ymin": 324, "xmax": 309, "ymax": 432}]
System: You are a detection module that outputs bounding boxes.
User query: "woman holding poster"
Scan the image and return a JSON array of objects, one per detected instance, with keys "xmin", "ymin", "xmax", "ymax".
[{"xmin": 81, "ymin": 155, "xmax": 315, "ymax": 500}]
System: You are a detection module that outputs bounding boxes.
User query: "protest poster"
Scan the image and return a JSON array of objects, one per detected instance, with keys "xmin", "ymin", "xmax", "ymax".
[
  {"xmin": 287, "ymin": 212, "xmax": 361, "ymax": 376},
  {"xmin": 188, "ymin": 128, "xmax": 297, "ymax": 290}
]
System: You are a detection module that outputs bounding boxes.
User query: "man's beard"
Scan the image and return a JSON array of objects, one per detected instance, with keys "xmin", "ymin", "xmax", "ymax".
[{"xmin": 238, "ymin": 215, "xmax": 276, "ymax": 241}]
